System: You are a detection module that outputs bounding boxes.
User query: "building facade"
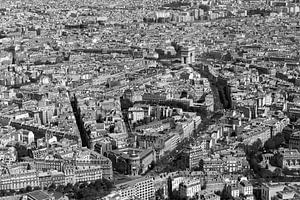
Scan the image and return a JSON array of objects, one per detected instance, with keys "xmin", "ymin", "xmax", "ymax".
[
  {"xmin": 116, "ymin": 177, "xmax": 155, "ymax": 200},
  {"xmin": 280, "ymin": 149, "xmax": 300, "ymax": 170},
  {"xmin": 179, "ymin": 179, "xmax": 202, "ymax": 199}
]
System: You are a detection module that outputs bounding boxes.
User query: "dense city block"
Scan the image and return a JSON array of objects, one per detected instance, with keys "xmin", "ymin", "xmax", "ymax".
[{"xmin": 1, "ymin": 0, "xmax": 300, "ymax": 199}]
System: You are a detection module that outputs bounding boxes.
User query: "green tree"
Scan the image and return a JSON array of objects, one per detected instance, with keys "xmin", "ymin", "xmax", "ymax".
[
  {"xmin": 77, "ymin": 188, "xmax": 98, "ymax": 200},
  {"xmin": 15, "ymin": 143, "xmax": 29, "ymax": 160},
  {"xmin": 80, "ymin": 182, "xmax": 89, "ymax": 189},
  {"xmin": 221, "ymin": 187, "xmax": 232, "ymax": 200},
  {"xmin": 71, "ymin": 179, "xmax": 114, "ymax": 199},
  {"xmin": 64, "ymin": 183, "xmax": 73, "ymax": 193},
  {"xmin": 199, "ymin": 159, "xmax": 204, "ymax": 172},
  {"xmin": 102, "ymin": 178, "xmax": 113, "ymax": 190},
  {"xmin": 19, "ymin": 188, "xmax": 26, "ymax": 194},
  {"xmin": 283, "ymin": 132, "xmax": 291, "ymax": 143},
  {"xmin": 269, "ymin": 153, "xmax": 282, "ymax": 167},
  {"xmin": 7, "ymin": 190, "xmax": 15, "ymax": 196},
  {"xmin": 120, "ymin": 98, "xmax": 133, "ymax": 110},
  {"xmin": 56, "ymin": 185, "xmax": 65, "ymax": 193},
  {"xmin": 252, "ymin": 139, "xmax": 263, "ymax": 153},
  {"xmin": 199, "ymin": 4, "xmax": 210, "ymax": 12},
  {"xmin": 223, "ymin": 51, "xmax": 233, "ymax": 62},
  {"xmin": 167, "ymin": 177, "xmax": 172, "ymax": 199},
  {"xmin": 171, "ymin": 189, "xmax": 181, "ymax": 200},
  {"xmin": 155, "ymin": 188, "xmax": 164, "ymax": 200},
  {"xmin": 25, "ymin": 185, "xmax": 32, "ymax": 192},
  {"xmin": 264, "ymin": 139, "xmax": 276, "ymax": 150},
  {"xmin": 274, "ymin": 133, "xmax": 285, "ymax": 147},
  {"xmin": 274, "ymin": 168, "xmax": 282, "ymax": 177},
  {"xmin": 249, "ymin": 157, "xmax": 260, "ymax": 173},
  {"xmin": 9, "ymin": 190, "xmax": 16, "ymax": 195},
  {"xmin": 33, "ymin": 186, "xmax": 41, "ymax": 190},
  {"xmin": 48, "ymin": 183, "xmax": 56, "ymax": 191}
]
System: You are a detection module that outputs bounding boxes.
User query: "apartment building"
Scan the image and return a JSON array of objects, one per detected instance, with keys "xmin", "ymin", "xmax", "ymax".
[
  {"xmin": 179, "ymin": 179, "xmax": 202, "ymax": 199},
  {"xmin": 116, "ymin": 177, "xmax": 155, "ymax": 200}
]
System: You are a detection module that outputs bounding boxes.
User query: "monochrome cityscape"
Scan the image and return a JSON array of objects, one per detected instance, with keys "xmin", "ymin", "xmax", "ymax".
[{"xmin": 1, "ymin": 0, "xmax": 300, "ymax": 199}]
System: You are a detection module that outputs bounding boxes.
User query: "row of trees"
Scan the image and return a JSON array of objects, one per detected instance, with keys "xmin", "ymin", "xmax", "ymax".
[
  {"xmin": 0, "ymin": 185, "xmax": 37, "ymax": 197},
  {"xmin": 244, "ymin": 139, "xmax": 282, "ymax": 179},
  {"xmin": 48, "ymin": 178, "xmax": 113, "ymax": 200},
  {"xmin": 154, "ymin": 110, "xmax": 224, "ymax": 173},
  {"xmin": 242, "ymin": 131, "xmax": 293, "ymax": 179},
  {"xmin": 70, "ymin": 94, "xmax": 91, "ymax": 148},
  {"xmin": 264, "ymin": 132, "xmax": 290, "ymax": 150},
  {"xmin": 242, "ymin": 139, "xmax": 269, "ymax": 178},
  {"xmin": 14, "ymin": 142, "xmax": 30, "ymax": 161},
  {"xmin": 193, "ymin": 159, "xmax": 204, "ymax": 172},
  {"xmin": 215, "ymin": 188, "xmax": 234, "ymax": 200},
  {"xmin": 0, "ymin": 179, "xmax": 113, "ymax": 200},
  {"xmin": 154, "ymin": 138, "xmax": 190, "ymax": 173}
]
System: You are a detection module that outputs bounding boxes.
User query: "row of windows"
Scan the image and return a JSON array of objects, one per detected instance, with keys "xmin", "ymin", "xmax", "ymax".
[
  {"xmin": 1, "ymin": 181, "xmax": 38, "ymax": 186},
  {"xmin": 1, "ymin": 173, "xmax": 101, "ymax": 184},
  {"xmin": 76, "ymin": 177, "xmax": 99, "ymax": 182},
  {"xmin": 40, "ymin": 177, "xmax": 64, "ymax": 181},
  {"xmin": 2, "ymin": 177, "xmax": 37, "ymax": 181},
  {"xmin": 0, "ymin": 182, "xmax": 39, "ymax": 190}
]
